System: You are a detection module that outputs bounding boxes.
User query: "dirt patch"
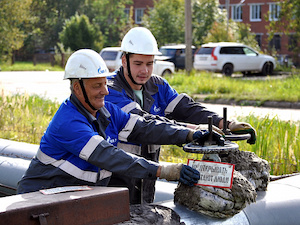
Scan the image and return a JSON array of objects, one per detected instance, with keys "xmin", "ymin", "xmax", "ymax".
[
  {"xmin": 174, "ymin": 170, "xmax": 256, "ymax": 219},
  {"xmin": 219, "ymin": 149, "xmax": 270, "ymax": 191},
  {"xmin": 174, "ymin": 149, "xmax": 270, "ymax": 219},
  {"xmin": 117, "ymin": 204, "xmax": 184, "ymax": 225}
]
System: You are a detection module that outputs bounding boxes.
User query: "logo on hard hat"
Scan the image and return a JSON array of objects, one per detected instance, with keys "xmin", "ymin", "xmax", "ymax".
[
  {"xmin": 80, "ymin": 64, "xmax": 86, "ymax": 70},
  {"xmin": 98, "ymin": 66, "xmax": 107, "ymax": 74}
]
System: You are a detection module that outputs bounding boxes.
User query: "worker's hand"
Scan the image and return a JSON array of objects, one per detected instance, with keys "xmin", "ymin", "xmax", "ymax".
[
  {"xmin": 195, "ymin": 124, "xmax": 225, "ymax": 137},
  {"xmin": 160, "ymin": 163, "xmax": 200, "ymax": 186},
  {"xmin": 228, "ymin": 121, "xmax": 257, "ymax": 144},
  {"xmin": 187, "ymin": 130, "xmax": 225, "ymax": 146}
]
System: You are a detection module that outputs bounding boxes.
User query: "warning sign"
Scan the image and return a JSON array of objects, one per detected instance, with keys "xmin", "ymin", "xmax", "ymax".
[{"xmin": 188, "ymin": 159, "xmax": 235, "ymax": 188}]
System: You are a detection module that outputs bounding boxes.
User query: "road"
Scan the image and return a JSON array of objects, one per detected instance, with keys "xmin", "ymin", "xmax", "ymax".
[{"xmin": 0, "ymin": 71, "xmax": 299, "ymax": 122}]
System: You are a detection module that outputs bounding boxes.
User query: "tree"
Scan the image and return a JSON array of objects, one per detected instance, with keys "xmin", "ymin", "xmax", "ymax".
[
  {"xmin": 204, "ymin": 8, "xmax": 259, "ymax": 51},
  {"xmin": 23, "ymin": 0, "xmax": 84, "ymax": 54},
  {"xmin": 192, "ymin": 0, "xmax": 220, "ymax": 46},
  {"xmin": 143, "ymin": 0, "xmax": 258, "ymax": 50},
  {"xmin": 0, "ymin": 0, "xmax": 32, "ymax": 62},
  {"xmin": 236, "ymin": 22, "xmax": 260, "ymax": 52},
  {"xmin": 268, "ymin": 0, "xmax": 300, "ymax": 56},
  {"xmin": 82, "ymin": 0, "xmax": 132, "ymax": 47},
  {"xmin": 143, "ymin": 0, "xmax": 185, "ymax": 47},
  {"xmin": 59, "ymin": 14, "xmax": 104, "ymax": 52}
]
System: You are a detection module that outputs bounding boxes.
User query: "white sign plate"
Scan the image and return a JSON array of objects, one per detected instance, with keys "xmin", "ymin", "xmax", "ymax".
[
  {"xmin": 188, "ymin": 159, "xmax": 235, "ymax": 188},
  {"xmin": 40, "ymin": 186, "xmax": 92, "ymax": 195}
]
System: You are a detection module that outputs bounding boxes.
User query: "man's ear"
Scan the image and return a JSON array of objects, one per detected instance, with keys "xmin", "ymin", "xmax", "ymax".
[
  {"xmin": 121, "ymin": 54, "xmax": 127, "ymax": 67},
  {"xmin": 73, "ymin": 81, "xmax": 81, "ymax": 95}
]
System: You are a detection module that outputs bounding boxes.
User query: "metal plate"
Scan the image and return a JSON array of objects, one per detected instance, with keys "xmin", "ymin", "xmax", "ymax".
[{"xmin": 183, "ymin": 141, "xmax": 239, "ymax": 154}]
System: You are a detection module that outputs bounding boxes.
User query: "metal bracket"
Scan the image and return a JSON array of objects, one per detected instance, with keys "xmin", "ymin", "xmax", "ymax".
[{"xmin": 31, "ymin": 213, "xmax": 49, "ymax": 225}]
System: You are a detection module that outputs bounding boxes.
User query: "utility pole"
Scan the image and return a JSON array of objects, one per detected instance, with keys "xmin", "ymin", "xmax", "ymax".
[
  {"xmin": 185, "ymin": 0, "xmax": 192, "ymax": 75},
  {"xmin": 226, "ymin": 0, "xmax": 229, "ymax": 36}
]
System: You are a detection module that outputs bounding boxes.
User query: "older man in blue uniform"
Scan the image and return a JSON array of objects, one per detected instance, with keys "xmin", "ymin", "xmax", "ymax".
[{"xmin": 17, "ymin": 49, "xmax": 223, "ymax": 195}]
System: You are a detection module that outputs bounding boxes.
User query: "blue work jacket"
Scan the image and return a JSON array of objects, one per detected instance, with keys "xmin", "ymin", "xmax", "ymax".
[{"xmin": 17, "ymin": 94, "xmax": 190, "ymax": 194}]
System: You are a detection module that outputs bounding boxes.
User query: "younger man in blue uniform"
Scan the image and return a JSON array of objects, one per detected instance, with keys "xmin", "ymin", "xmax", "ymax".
[{"xmin": 106, "ymin": 27, "xmax": 257, "ymax": 203}]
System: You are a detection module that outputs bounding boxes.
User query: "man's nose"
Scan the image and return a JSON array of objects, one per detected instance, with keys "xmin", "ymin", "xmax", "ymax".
[
  {"xmin": 141, "ymin": 65, "xmax": 149, "ymax": 73},
  {"xmin": 101, "ymin": 85, "xmax": 109, "ymax": 95}
]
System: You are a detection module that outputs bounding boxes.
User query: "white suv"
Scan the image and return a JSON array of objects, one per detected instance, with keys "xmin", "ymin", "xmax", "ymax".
[
  {"xmin": 99, "ymin": 47, "xmax": 175, "ymax": 76},
  {"xmin": 193, "ymin": 42, "xmax": 276, "ymax": 76}
]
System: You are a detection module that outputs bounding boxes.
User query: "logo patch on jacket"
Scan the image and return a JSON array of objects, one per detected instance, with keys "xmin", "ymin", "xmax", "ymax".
[
  {"xmin": 106, "ymin": 136, "xmax": 117, "ymax": 145},
  {"xmin": 153, "ymin": 105, "xmax": 161, "ymax": 113}
]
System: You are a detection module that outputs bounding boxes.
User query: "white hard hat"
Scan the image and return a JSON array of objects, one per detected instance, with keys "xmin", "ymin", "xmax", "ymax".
[
  {"xmin": 64, "ymin": 49, "xmax": 110, "ymax": 79},
  {"xmin": 121, "ymin": 27, "xmax": 162, "ymax": 55}
]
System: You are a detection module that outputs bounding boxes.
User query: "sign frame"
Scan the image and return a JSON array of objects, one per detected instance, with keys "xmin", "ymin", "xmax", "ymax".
[{"xmin": 188, "ymin": 159, "xmax": 235, "ymax": 189}]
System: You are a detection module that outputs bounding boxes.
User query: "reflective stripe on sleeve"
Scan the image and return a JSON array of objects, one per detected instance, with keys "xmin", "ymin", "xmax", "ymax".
[
  {"xmin": 37, "ymin": 147, "xmax": 111, "ymax": 183},
  {"xmin": 121, "ymin": 101, "xmax": 142, "ymax": 113},
  {"xmin": 164, "ymin": 93, "xmax": 186, "ymax": 116},
  {"xmin": 79, "ymin": 135, "xmax": 104, "ymax": 161},
  {"xmin": 37, "ymin": 148, "xmax": 65, "ymax": 167},
  {"xmin": 117, "ymin": 142, "xmax": 142, "ymax": 155},
  {"xmin": 118, "ymin": 114, "xmax": 140, "ymax": 142}
]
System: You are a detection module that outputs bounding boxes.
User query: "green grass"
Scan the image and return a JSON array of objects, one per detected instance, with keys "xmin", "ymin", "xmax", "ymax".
[
  {"xmin": 0, "ymin": 61, "xmax": 64, "ymax": 71},
  {"xmin": 165, "ymin": 71, "xmax": 300, "ymax": 103},
  {"xmin": 0, "ymin": 93, "xmax": 59, "ymax": 144}
]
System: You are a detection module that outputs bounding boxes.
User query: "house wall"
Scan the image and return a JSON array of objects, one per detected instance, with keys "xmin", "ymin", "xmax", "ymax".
[{"xmin": 126, "ymin": 0, "xmax": 153, "ymax": 24}]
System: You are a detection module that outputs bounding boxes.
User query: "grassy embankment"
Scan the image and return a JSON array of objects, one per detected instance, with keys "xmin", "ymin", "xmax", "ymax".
[
  {"xmin": 0, "ymin": 62, "xmax": 299, "ymax": 175},
  {"xmin": 0, "ymin": 62, "xmax": 63, "ymax": 71}
]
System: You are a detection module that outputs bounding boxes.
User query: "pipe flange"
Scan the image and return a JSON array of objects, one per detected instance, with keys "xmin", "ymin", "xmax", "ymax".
[{"xmin": 183, "ymin": 141, "xmax": 239, "ymax": 154}]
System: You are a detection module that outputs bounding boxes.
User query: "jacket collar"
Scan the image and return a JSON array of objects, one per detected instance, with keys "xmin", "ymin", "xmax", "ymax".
[
  {"xmin": 70, "ymin": 94, "xmax": 110, "ymax": 138},
  {"xmin": 114, "ymin": 67, "xmax": 158, "ymax": 110}
]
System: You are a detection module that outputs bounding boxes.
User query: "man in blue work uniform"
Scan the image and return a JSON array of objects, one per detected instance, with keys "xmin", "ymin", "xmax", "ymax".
[
  {"xmin": 105, "ymin": 27, "xmax": 257, "ymax": 204},
  {"xmin": 17, "ymin": 49, "xmax": 224, "ymax": 195}
]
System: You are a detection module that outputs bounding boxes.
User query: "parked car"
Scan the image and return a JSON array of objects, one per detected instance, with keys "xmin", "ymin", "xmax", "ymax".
[
  {"xmin": 99, "ymin": 47, "xmax": 175, "ymax": 76},
  {"xmin": 193, "ymin": 42, "xmax": 276, "ymax": 76},
  {"xmin": 157, "ymin": 44, "xmax": 196, "ymax": 70}
]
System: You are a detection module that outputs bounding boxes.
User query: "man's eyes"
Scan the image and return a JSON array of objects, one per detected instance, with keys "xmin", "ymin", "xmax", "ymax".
[
  {"xmin": 134, "ymin": 63, "xmax": 153, "ymax": 66},
  {"xmin": 93, "ymin": 84, "xmax": 106, "ymax": 88}
]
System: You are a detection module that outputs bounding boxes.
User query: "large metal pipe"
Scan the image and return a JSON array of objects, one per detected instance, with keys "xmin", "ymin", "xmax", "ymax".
[
  {"xmin": 158, "ymin": 175, "xmax": 300, "ymax": 225},
  {"xmin": 0, "ymin": 138, "xmax": 38, "ymax": 160},
  {"xmin": 0, "ymin": 138, "xmax": 37, "ymax": 196},
  {"xmin": 0, "ymin": 156, "xmax": 31, "ymax": 195}
]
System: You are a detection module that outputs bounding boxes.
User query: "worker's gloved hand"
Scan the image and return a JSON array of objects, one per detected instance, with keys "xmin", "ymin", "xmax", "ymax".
[
  {"xmin": 228, "ymin": 121, "xmax": 257, "ymax": 144},
  {"xmin": 179, "ymin": 164, "xmax": 200, "ymax": 186},
  {"xmin": 160, "ymin": 163, "xmax": 200, "ymax": 186},
  {"xmin": 195, "ymin": 124, "xmax": 225, "ymax": 137},
  {"xmin": 187, "ymin": 130, "xmax": 225, "ymax": 146}
]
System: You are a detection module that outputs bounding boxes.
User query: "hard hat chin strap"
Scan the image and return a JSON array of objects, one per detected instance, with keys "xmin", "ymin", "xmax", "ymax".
[
  {"xmin": 79, "ymin": 79, "xmax": 97, "ymax": 111},
  {"xmin": 126, "ymin": 53, "xmax": 141, "ymax": 86}
]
